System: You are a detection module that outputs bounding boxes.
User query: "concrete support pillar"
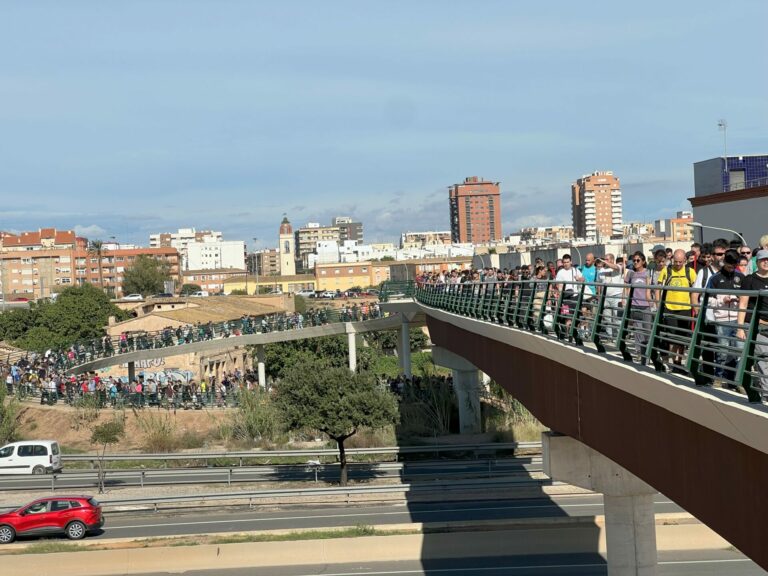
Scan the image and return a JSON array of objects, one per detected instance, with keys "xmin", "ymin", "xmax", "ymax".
[
  {"xmin": 255, "ymin": 345, "xmax": 266, "ymax": 388},
  {"xmin": 127, "ymin": 361, "xmax": 136, "ymax": 384},
  {"xmin": 348, "ymin": 329, "xmax": 357, "ymax": 372},
  {"xmin": 452, "ymin": 369, "xmax": 482, "ymax": 434},
  {"xmin": 543, "ymin": 432, "xmax": 658, "ymax": 576},
  {"xmin": 432, "ymin": 347, "xmax": 482, "ymax": 434},
  {"xmin": 400, "ymin": 319, "xmax": 412, "ymax": 378}
]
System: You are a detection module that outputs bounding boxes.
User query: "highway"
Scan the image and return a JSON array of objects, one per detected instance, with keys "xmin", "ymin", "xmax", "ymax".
[
  {"xmin": 129, "ymin": 551, "xmax": 767, "ymax": 576},
  {"xmin": 95, "ymin": 493, "xmax": 680, "ymax": 540}
]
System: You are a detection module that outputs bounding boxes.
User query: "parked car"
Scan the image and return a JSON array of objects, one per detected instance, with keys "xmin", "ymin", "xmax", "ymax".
[
  {"xmin": 0, "ymin": 440, "xmax": 62, "ymax": 475},
  {"xmin": 0, "ymin": 495, "xmax": 104, "ymax": 543},
  {"xmin": 188, "ymin": 291, "xmax": 209, "ymax": 297},
  {"xmin": 320, "ymin": 290, "xmax": 336, "ymax": 299},
  {"xmin": 121, "ymin": 294, "xmax": 144, "ymax": 301},
  {"xmin": 294, "ymin": 289, "xmax": 316, "ymax": 298}
]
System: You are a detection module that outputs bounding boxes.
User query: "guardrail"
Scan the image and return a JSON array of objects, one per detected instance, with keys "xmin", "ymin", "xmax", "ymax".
[
  {"xmin": 0, "ymin": 456, "xmax": 544, "ymax": 492},
  {"xmin": 97, "ymin": 476, "xmax": 555, "ymax": 512},
  {"xmin": 62, "ymin": 441, "xmax": 540, "ymax": 466},
  {"xmin": 412, "ymin": 278, "xmax": 768, "ymax": 399}
]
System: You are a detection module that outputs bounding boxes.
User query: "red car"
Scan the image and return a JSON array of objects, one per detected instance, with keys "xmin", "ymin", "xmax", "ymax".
[{"xmin": 0, "ymin": 495, "xmax": 104, "ymax": 543}]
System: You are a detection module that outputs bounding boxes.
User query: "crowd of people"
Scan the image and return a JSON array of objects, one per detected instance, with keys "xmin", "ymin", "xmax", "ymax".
[
  {"xmin": 417, "ymin": 234, "xmax": 768, "ymax": 404},
  {"xmin": 2, "ymin": 303, "xmax": 385, "ymax": 408}
]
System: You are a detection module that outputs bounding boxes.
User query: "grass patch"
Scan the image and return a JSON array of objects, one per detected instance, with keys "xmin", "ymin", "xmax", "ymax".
[
  {"xmin": 3, "ymin": 526, "xmax": 415, "ymax": 555},
  {"xmin": 210, "ymin": 524, "xmax": 386, "ymax": 544},
  {"xmin": 9, "ymin": 541, "xmax": 81, "ymax": 554}
]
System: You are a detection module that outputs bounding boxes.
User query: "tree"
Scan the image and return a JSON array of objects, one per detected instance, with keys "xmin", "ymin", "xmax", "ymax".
[
  {"xmin": 2, "ymin": 285, "xmax": 130, "ymax": 352},
  {"xmin": 122, "ymin": 255, "xmax": 170, "ymax": 297},
  {"xmin": 366, "ymin": 328, "xmax": 429, "ymax": 353},
  {"xmin": 275, "ymin": 359, "xmax": 398, "ymax": 486},
  {"xmin": 262, "ymin": 335, "xmax": 374, "ymax": 380},
  {"xmin": 90, "ymin": 417, "xmax": 125, "ymax": 494},
  {"xmin": 179, "ymin": 283, "xmax": 202, "ymax": 296},
  {"xmin": 0, "ymin": 380, "xmax": 22, "ymax": 445},
  {"xmin": 87, "ymin": 239, "xmax": 107, "ymax": 292}
]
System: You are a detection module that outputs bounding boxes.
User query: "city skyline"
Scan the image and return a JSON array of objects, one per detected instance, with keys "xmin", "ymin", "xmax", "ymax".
[{"xmin": 2, "ymin": 1, "xmax": 766, "ymax": 246}]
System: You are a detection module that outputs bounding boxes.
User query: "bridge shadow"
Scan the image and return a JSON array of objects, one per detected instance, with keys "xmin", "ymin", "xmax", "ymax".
[{"xmin": 390, "ymin": 382, "xmax": 605, "ymax": 573}]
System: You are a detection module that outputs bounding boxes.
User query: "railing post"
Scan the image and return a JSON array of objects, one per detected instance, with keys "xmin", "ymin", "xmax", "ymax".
[
  {"xmin": 737, "ymin": 296, "xmax": 763, "ymax": 403},
  {"xmin": 590, "ymin": 283, "xmax": 608, "ymax": 353},
  {"xmin": 616, "ymin": 286, "xmax": 634, "ymax": 362},
  {"xmin": 686, "ymin": 290, "xmax": 710, "ymax": 385},
  {"xmin": 647, "ymin": 288, "xmax": 667, "ymax": 372}
]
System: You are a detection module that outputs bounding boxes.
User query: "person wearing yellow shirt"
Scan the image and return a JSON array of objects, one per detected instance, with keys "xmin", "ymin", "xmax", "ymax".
[{"xmin": 655, "ymin": 249, "xmax": 696, "ymax": 372}]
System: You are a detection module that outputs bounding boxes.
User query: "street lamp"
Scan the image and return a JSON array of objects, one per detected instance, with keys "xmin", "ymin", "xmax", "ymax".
[
  {"xmin": 690, "ymin": 222, "xmax": 747, "ymax": 247},
  {"xmin": 718, "ymin": 119, "xmax": 728, "ymax": 177}
]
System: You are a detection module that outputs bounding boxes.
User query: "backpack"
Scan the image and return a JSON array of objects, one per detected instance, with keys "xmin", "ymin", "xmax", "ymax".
[{"xmin": 663, "ymin": 264, "xmax": 695, "ymax": 287}]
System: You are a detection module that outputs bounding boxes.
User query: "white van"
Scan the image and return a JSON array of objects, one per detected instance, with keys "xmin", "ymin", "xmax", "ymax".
[{"xmin": 0, "ymin": 440, "xmax": 62, "ymax": 475}]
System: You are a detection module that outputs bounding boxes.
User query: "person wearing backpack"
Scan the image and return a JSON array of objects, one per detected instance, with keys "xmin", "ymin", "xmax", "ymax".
[{"xmin": 655, "ymin": 249, "xmax": 696, "ymax": 372}]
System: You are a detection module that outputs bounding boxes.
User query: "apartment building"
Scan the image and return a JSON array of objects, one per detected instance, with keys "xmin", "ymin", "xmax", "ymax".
[
  {"xmin": 0, "ymin": 229, "xmax": 84, "ymax": 299},
  {"xmin": 448, "ymin": 176, "xmax": 502, "ymax": 244},
  {"xmin": 571, "ymin": 171, "xmax": 623, "ymax": 242},
  {"xmin": 400, "ymin": 231, "xmax": 452, "ymax": 249},
  {"xmin": 182, "ymin": 268, "xmax": 246, "ymax": 294},
  {"xmin": 73, "ymin": 247, "xmax": 180, "ymax": 297},
  {"xmin": 0, "ymin": 229, "xmax": 180, "ymax": 299},
  {"xmin": 149, "ymin": 228, "xmax": 224, "ymax": 270}
]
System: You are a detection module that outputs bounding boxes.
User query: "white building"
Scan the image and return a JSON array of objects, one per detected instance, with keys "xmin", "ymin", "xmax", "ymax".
[
  {"xmin": 149, "ymin": 228, "xmax": 224, "ymax": 270},
  {"xmin": 186, "ymin": 239, "xmax": 245, "ymax": 271}
]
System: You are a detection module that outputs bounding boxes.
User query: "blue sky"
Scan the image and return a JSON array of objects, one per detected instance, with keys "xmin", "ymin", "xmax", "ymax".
[{"xmin": 1, "ymin": 1, "xmax": 766, "ymax": 248}]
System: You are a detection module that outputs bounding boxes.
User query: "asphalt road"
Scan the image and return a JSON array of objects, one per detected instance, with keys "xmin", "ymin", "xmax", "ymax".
[
  {"xmin": 122, "ymin": 550, "xmax": 768, "ymax": 575},
  {"xmin": 94, "ymin": 493, "xmax": 681, "ymax": 540}
]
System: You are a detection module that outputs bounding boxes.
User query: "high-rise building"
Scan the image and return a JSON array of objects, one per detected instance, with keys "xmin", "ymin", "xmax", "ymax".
[
  {"xmin": 571, "ymin": 171, "xmax": 623, "ymax": 242},
  {"xmin": 332, "ymin": 216, "xmax": 364, "ymax": 244},
  {"xmin": 448, "ymin": 176, "xmax": 502, "ymax": 244},
  {"xmin": 279, "ymin": 216, "xmax": 296, "ymax": 276}
]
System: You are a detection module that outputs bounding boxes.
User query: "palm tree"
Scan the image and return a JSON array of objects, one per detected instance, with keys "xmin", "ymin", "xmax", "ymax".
[{"xmin": 87, "ymin": 239, "xmax": 106, "ymax": 292}]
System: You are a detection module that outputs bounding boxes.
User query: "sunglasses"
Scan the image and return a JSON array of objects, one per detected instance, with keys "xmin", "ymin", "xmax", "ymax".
[
  {"xmin": 713, "ymin": 252, "xmax": 725, "ymax": 256},
  {"xmin": 740, "ymin": 251, "xmax": 751, "ymax": 255},
  {"xmin": 632, "ymin": 259, "xmax": 642, "ymax": 263}
]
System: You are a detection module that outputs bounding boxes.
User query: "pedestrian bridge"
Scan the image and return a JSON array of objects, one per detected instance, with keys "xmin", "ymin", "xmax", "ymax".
[
  {"xmin": 389, "ymin": 279, "xmax": 768, "ymax": 574},
  {"xmin": 65, "ymin": 312, "xmax": 423, "ymax": 377}
]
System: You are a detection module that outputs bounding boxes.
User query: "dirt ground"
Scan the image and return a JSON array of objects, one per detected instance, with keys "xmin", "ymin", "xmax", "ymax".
[{"xmin": 15, "ymin": 400, "xmax": 229, "ymax": 453}]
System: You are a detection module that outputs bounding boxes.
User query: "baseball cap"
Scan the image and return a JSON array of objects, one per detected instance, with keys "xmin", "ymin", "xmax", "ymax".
[{"xmin": 756, "ymin": 249, "xmax": 768, "ymax": 261}]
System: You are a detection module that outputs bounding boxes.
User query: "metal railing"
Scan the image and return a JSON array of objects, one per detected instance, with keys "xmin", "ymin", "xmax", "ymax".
[
  {"xmin": 408, "ymin": 279, "xmax": 768, "ymax": 401},
  {"xmin": 724, "ymin": 176, "xmax": 768, "ymax": 192},
  {"xmin": 91, "ymin": 477, "xmax": 556, "ymax": 512},
  {"xmin": 378, "ymin": 281, "xmax": 416, "ymax": 302},
  {"xmin": 2, "ymin": 304, "xmax": 387, "ymax": 373},
  {"xmin": 60, "ymin": 441, "xmax": 537, "ymax": 466}
]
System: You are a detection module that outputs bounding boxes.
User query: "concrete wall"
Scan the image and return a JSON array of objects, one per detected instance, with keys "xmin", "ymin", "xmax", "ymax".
[{"xmin": 693, "ymin": 196, "xmax": 767, "ymax": 247}]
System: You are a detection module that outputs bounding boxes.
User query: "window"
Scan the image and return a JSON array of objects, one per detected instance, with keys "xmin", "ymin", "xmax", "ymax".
[
  {"xmin": 51, "ymin": 501, "xmax": 71, "ymax": 512},
  {"xmin": 18, "ymin": 445, "xmax": 45, "ymax": 457},
  {"xmin": 0, "ymin": 446, "xmax": 13, "ymax": 458}
]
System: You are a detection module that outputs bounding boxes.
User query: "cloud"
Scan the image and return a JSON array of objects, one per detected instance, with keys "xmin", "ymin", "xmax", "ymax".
[{"xmin": 73, "ymin": 224, "xmax": 107, "ymax": 238}]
